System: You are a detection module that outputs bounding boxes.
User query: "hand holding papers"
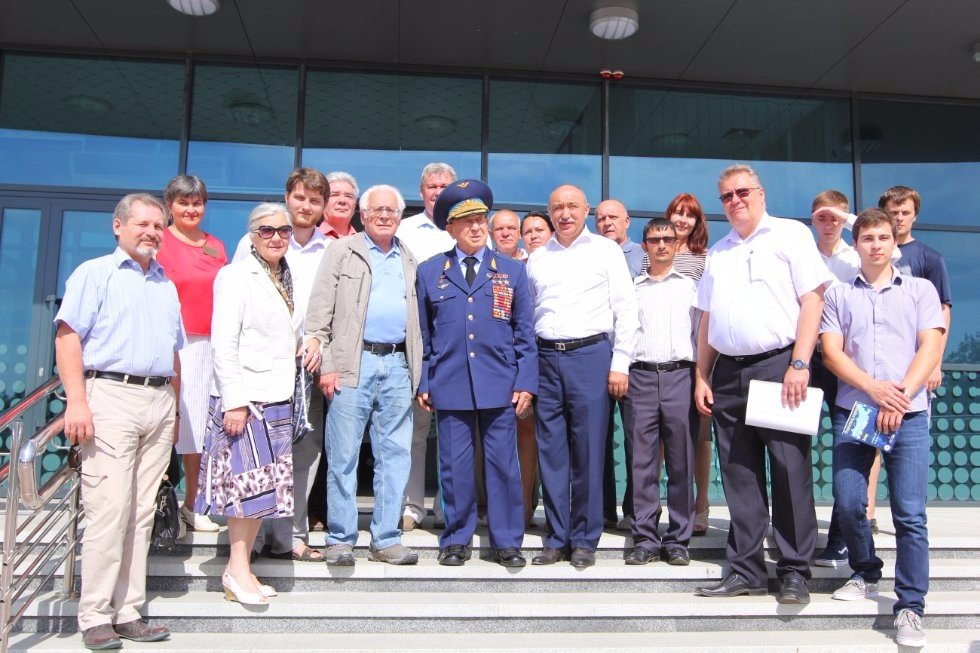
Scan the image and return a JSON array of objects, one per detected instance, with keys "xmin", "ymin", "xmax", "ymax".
[{"xmin": 745, "ymin": 380, "xmax": 824, "ymax": 436}]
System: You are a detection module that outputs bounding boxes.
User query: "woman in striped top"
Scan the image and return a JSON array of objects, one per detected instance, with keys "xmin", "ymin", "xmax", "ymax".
[{"xmin": 663, "ymin": 193, "xmax": 712, "ymax": 536}]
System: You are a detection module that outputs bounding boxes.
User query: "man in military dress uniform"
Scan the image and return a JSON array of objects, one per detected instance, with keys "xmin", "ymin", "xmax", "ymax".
[{"xmin": 416, "ymin": 179, "xmax": 538, "ymax": 567}]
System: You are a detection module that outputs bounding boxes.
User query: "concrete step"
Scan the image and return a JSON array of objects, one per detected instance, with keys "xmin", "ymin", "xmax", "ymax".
[
  {"xmin": 15, "ymin": 589, "xmax": 980, "ymax": 634},
  {"xmin": 7, "ymin": 628, "xmax": 980, "ymax": 652},
  {"xmin": 135, "ymin": 555, "xmax": 980, "ymax": 594}
]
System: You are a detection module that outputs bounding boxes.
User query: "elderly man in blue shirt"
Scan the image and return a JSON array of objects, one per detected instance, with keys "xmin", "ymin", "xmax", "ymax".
[
  {"xmin": 55, "ymin": 193, "xmax": 185, "ymax": 650},
  {"xmin": 305, "ymin": 184, "xmax": 422, "ymax": 567}
]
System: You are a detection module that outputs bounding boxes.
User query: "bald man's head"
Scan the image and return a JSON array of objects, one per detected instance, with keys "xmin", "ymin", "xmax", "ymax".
[
  {"xmin": 490, "ymin": 209, "xmax": 521, "ymax": 257},
  {"xmin": 595, "ymin": 199, "xmax": 630, "ymax": 245}
]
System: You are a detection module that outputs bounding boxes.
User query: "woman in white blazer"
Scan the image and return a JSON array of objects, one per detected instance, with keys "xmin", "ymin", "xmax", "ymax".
[{"xmin": 194, "ymin": 202, "xmax": 301, "ymax": 606}]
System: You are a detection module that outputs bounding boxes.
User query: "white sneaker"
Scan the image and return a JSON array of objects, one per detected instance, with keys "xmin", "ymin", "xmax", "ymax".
[
  {"xmin": 179, "ymin": 505, "xmax": 219, "ymax": 532},
  {"xmin": 831, "ymin": 577, "xmax": 878, "ymax": 601},
  {"xmin": 894, "ymin": 608, "xmax": 926, "ymax": 647}
]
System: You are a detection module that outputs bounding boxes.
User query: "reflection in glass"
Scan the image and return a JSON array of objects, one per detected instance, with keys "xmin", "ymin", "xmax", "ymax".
[
  {"xmin": 0, "ymin": 209, "xmax": 41, "ymax": 410},
  {"xmin": 489, "ymin": 79, "xmax": 601, "ymax": 204},
  {"xmin": 199, "ymin": 200, "xmax": 256, "ymax": 256},
  {"xmin": 302, "ymin": 71, "xmax": 482, "ymax": 199},
  {"xmin": 0, "ymin": 54, "xmax": 182, "ymax": 188},
  {"xmin": 858, "ymin": 100, "xmax": 980, "ymax": 226},
  {"xmin": 609, "ymin": 87, "xmax": 853, "ymax": 217},
  {"xmin": 57, "ymin": 211, "xmax": 116, "ymax": 297},
  {"xmin": 187, "ymin": 64, "xmax": 298, "ymax": 195},
  {"xmin": 910, "ymin": 230, "xmax": 980, "ymax": 364}
]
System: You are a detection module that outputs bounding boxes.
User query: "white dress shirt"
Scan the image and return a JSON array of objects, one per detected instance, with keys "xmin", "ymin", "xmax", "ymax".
[
  {"xmin": 821, "ymin": 239, "xmax": 861, "ymax": 286},
  {"xmin": 396, "ymin": 211, "xmax": 455, "ymax": 265},
  {"xmin": 695, "ymin": 213, "xmax": 833, "ymax": 357},
  {"xmin": 527, "ymin": 228, "xmax": 639, "ymax": 374},
  {"xmin": 232, "ymin": 230, "xmax": 330, "ymax": 331},
  {"xmin": 633, "ymin": 268, "xmax": 698, "ymax": 364}
]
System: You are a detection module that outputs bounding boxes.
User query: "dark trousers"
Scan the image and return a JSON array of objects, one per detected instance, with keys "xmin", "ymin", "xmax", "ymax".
[
  {"xmin": 712, "ymin": 349, "xmax": 816, "ymax": 585},
  {"xmin": 603, "ymin": 398, "xmax": 633, "ymax": 521},
  {"xmin": 623, "ymin": 366, "xmax": 697, "ymax": 552},
  {"xmin": 810, "ymin": 348, "xmax": 847, "ymax": 549},
  {"xmin": 536, "ymin": 339, "xmax": 612, "ymax": 551},
  {"xmin": 438, "ymin": 407, "xmax": 524, "ymax": 550}
]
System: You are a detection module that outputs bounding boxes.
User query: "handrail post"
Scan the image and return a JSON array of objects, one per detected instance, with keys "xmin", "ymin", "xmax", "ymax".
[
  {"xmin": 61, "ymin": 482, "xmax": 81, "ymax": 599},
  {"xmin": 1, "ymin": 420, "xmax": 25, "ymax": 653}
]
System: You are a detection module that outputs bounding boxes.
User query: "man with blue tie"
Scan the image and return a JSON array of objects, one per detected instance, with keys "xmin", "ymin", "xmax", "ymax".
[{"xmin": 416, "ymin": 179, "xmax": 538, "ymax": 568}]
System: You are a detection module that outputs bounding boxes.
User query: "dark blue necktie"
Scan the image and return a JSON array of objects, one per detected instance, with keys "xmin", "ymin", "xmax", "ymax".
[{"xmin": 464, "ymin": 256, "xmax": 477, "ymax": 286}]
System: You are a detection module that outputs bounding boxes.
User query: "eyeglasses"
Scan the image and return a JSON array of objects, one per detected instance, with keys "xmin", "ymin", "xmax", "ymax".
[
  {"xmin": 366, "ymin": 206, "xmax": 400, "ymax": 217},
  {"xmin": 644, "ymin": 236, "xmax": 678, "ymax": 245},
  {"xmin": 719, "ymin": 187, "xmax": 761, "ymax": 203},
  {"xmin": 253, "ymin": 225, "xmax": 293, "ymax": 239}
]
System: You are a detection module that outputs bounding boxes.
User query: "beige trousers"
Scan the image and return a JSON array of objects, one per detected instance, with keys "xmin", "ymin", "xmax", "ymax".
[{"xmin": 77, "ymin": 377, "xmax": 175, "ymax": 630}]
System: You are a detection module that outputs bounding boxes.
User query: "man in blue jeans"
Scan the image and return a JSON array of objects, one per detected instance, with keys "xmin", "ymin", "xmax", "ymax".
[{"xmin": 819, "ymin": 208, "xmax": 944, "ymax": 648}]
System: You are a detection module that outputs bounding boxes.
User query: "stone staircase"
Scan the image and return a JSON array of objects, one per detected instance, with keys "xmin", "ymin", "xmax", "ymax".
[{"xmin": 7, "ymin": 505, "xmax": 980, "ymax": 651}]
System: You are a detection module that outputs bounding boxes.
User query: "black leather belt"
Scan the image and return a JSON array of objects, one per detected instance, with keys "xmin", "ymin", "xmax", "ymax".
[
  {"xmin": 537, "ymin": 333, "xmax": 607, "ymax": 352},
  {"xmin": 721, "ymin": 343, "xmax": 793, "ymax": 366},
  {"xmin": 86, "ymin": 370, "xmax": 170, "ymax": 387},
  {"xmin": 630, "ymin": 360, "xmax": 695, "ymax": 373},
  {"xmin": 362, "ymin": 341, "xmax": 406, "ymax": 355}
]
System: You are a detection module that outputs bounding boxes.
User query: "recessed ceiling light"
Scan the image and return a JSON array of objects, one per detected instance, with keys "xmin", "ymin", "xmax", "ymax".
[
  {"xmin": 65, "ymin": 95, "xmax": 111, "ymax": 116},
  {"xmin": 415, "ymin": 115, "xmax": 456, "ymax": 133},
  {"xmin": 590, "ymin": 7, "xmax": 639, "ymax": 41},
  {"xmin": 166, "ymin": 0, "xmax": 220, "ymax": 17},
  {"xmin": 229, "ymin": 102, "xmax": 272, "ymax": 125}
]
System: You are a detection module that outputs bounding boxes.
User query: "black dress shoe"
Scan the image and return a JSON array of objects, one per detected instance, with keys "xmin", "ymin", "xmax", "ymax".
[
  {"xmin": 532, "ymin": 546, "xmax": 567, "ymax": 565},
  {"xmin": 624, "ymin": 546, "xmax": 657, "ymax": 565},
  {"xmin": 437, "ymin": 544, "xmax": 470, "ymax": 566},
  {"xmin": 662, "ymin": 547, "xmax": 690, "ymax": 566},
  {"xmin": 695, "ymin": 573, "xmax": 767, "ymax": 597},
  {"xmin": 569, "ymin": 547, "xmax": 595, "ymax": 569},
  {"xmin": 494, "ymin": 547, "xmax": 527, "ymax": 568},
  {"xmin": 777, "ymin": 575, "xmax": 811, "ymax": 604}
]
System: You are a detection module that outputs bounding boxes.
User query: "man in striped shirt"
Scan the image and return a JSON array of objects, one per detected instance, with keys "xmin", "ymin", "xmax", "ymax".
[{"xmin": 622, "ymin": 218, "xmax": 699, "ymax": 566}]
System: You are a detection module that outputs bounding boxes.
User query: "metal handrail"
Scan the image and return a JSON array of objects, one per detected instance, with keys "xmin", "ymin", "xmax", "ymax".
[{"xmin": 0, "ymin": 379, "xmax": 80, "ymax": 653}]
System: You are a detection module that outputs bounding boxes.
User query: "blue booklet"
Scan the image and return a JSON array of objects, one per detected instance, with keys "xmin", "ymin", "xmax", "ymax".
[{"xmin": 842, "ymin": 401, "xmax": 897, "ymax": 453}]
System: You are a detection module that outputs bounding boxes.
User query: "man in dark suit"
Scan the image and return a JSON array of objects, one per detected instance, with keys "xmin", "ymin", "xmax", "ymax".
[{"xmin": 416, "ymin": 179, "xmax": 538, "ymax": 568}]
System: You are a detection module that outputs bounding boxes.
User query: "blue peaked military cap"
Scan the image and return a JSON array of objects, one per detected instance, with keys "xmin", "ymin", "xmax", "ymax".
[{"xmin": 432, "ymin": 179, "xmax": 494, "ymax": 230}]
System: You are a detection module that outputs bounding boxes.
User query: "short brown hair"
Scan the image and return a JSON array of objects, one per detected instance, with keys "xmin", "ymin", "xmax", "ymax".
[
  {"xmin": 877, "ymin": 185, "xmax": 920, "ymax": 216},
  {"xmin": 811, "ymin": 189, "xmax": 849, "ymax": 214},
  {"xmin": 285, "ymin": 167, "xmax": 330, "ymax": 197},
  {"xmin": 852, "ymin": 208, "xmax": 897, "ymax": 241}
]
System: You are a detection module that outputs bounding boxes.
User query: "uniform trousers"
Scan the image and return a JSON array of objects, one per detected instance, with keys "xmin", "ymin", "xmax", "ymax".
[
  {"xmin": 712, "ymin": 348, "xmax": 816, "ymax": 586},
  {"xmin": 624, "ymin": 365, "xmax": 697, "ymax": 552},
  {"xmin": 438, "ymin": 407, "xmax": 523, "ymax": 549},
  {"xmin": 536, "ymin": 338, "xmax": 612, "ymax": 551},
  {"xmin": 77, "ymin": 377, "xmax": 175, "ymax": 630}
]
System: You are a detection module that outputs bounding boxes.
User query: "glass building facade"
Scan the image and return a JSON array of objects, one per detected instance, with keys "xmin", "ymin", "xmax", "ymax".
[{"xmin": 0, "ymin": 51, "xmax": 976, "ymax": 499}]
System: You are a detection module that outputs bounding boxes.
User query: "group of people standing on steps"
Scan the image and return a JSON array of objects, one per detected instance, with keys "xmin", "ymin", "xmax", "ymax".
[{"xmin": 56, "ymin": 159, "xmax": 948, "ymax": 649}]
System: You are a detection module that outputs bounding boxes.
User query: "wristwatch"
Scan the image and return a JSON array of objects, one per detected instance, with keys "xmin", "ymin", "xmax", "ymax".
[{"xmin": 790, "ymin": 359, "xmax": 810, "ymax": 371}]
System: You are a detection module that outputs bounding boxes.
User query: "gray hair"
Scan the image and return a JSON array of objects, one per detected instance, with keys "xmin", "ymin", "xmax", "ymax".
[
  {"xmin": 247, "ymin": 202, "xmax": 292, "ymax": 232},
  {"xmin": 718, "ymin": 163, "xmax": 762, "ymax": 188},
  {"xmin": 489, "ymin": 209, "xmax": 520, "ymax": 229},
  {"xmin": 326, "ymin": 171, "xmax": 360, "ymax": 199},
  {"xmin": 359, "ymin": 185, "xmax": 406, "ymax": 215},
  {"xmin": 164, "ymin": 174, "xmax": 208, "ymax": 205},
  {"xmin": 419, "ymin": 162, "xmax": 457, "ymax": 187},
  {"xmin": 114, "ymin": 193, "xmax": 166, "ymax": 224}
]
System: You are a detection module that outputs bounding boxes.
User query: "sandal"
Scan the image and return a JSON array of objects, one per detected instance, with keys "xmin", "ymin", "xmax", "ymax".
[
  {"xmin": 269, "ymin": 546, "xmax": 325, "ymax": 562},
  {"xmin": 692, "ymin": 508, "xmax": 710, "ymax": 536}
]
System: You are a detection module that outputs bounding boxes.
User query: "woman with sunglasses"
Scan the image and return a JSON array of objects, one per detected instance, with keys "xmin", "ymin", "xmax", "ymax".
[
  {"xmin": 156, "ymin": 175, "xmax": 227, "ymax": 536},
  {"xmin": 195, "ymin": 203, "xmax": 299, "ymax": 606}
]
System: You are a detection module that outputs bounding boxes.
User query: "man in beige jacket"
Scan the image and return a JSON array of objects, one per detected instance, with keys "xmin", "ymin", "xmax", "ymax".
[{"xmin": 305, "ymin": 184, "xmax": 422, "ymax": 566}]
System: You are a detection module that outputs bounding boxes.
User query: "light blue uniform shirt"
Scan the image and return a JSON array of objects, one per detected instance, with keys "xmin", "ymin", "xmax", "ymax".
[
  {"xmin": 455, "ymin": 245, "xmax": 485, "ymax": 281},
  {"xmin": 54, "ymin": 247, "xmax": 186, "ymax": 376},
  {"xmin": 362, "ymin": 234, "xmax": 408, "ymax": 344}
]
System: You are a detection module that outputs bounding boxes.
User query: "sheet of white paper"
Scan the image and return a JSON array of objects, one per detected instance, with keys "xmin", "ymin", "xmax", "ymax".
[{"xmin": 745, "ymin": 380, "xmax": 824, "ymax": 436}]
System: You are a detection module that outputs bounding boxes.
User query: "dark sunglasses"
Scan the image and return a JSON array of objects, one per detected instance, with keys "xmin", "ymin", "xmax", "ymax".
[
  {"xmin": 253, "ymin": 225, "xmax": 293, "ymax": 239},
  {"xmin": 644, "ymin": 236, "xmax": 677, "ymax": 245},
  {"xmin": 718, "ymin": 187, "xmax": 760, "ymax": 203}
]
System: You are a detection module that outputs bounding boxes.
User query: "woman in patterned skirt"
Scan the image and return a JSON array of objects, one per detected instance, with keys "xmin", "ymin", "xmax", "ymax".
[{"xmin": 195, "ymin": 203, "xmax": 300, "ymax": 605}]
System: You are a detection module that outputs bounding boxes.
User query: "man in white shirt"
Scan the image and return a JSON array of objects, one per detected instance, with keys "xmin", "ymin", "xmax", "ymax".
[
  {"xmin": 527, "ymin": 184, "xmax": 639, "ymax": 569},
  {"xmin": 232, "ymin": 168, "xmax": 331, "ymax": 563},
  {"xmin": 693, "ymin": 164, "xmax": 833, "ymax": 604},
  {"xmin": 395, "ymin": 162, "xmax": 457, "ymax": 530},
  {"xmin": 624, "ymin": 218, "xmax": 699, "ymax": 567}
]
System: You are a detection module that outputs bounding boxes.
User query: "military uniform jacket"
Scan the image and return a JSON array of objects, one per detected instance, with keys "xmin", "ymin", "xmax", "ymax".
[{"xmin": 417, "ymin": 246, "xmax": 537, "ymax": 411}]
